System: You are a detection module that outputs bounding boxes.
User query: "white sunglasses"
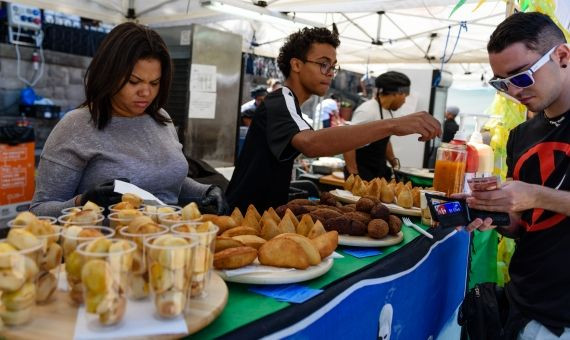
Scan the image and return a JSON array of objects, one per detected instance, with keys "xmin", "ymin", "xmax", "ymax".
[{"xmin": 488, "ymin": 45, "xmax": 557, "ymax": 92}]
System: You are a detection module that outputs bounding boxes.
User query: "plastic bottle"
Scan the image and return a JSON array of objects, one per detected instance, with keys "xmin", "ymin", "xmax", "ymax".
[
  {"xmin": 468, "ymin": 117, "xmax": 494, "ymax": 177},
  {"xmin": 450, "ymin": 115, "xmax": 478, "ymax": 193}
]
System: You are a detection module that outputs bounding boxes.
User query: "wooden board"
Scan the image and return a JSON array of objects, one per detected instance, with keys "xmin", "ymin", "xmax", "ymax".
[
  {"xmin": 319, "ymin": 175, "xmax": 345, "ymax": 187},
  {"xmin": 329, "ymin": 189, "xmax": 422, "ymax": 217},
  {"xmin": 216, "ymin": 258, "xmax": 334, "ymax": 285},
  {"xmin": 3, "ymin": 273, "xmax": 228, "ymax": 340},
  {"xmin": 339, "ymin": 232, "xmax": 404, "ymax": 247}
]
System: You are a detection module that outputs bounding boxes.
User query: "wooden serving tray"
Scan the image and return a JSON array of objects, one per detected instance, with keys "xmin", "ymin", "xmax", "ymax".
[{"xmin": 3, "ymin": 273, "xmax": 228, "ymax": 340}]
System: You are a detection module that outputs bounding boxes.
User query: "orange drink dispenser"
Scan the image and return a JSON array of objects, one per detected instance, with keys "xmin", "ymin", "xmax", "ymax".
[{"xmin": 433, "ymin": 143, "xmax": 467, "ymax": 196}]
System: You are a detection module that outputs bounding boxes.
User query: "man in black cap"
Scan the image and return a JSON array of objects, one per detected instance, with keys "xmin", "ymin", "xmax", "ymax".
[
  {"xmin": 441, "ymin": 106, "xmax": 460, "ymax": 143},
  {"xmin": 240, "ymin": 85, "xmax": 268, "ymax": 121},
  {"xmin": 343, "ymin": 71, "xmax": 411, "ymax": 181}
]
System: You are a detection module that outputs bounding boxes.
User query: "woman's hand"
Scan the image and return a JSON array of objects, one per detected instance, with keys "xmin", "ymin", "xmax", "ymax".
[
  {"xmin": 200, "ymin": 186, "xmax": 229, "ymax": 215},
  {"xmin": 80, "ymin": 179, "xmax": 124, "ymax": 207}
]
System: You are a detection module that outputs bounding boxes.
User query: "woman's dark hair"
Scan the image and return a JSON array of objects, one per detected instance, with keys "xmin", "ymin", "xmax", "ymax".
[
  {"xmin": 375, "ymin": 71, "xmax": 411, "ymax": 95},
  {"xmin": 81, "ymin": 22, "xmax": 172, "ymax": 129},
  {"xmin": 277, "ymin": 27, "xmax": 340, "ymax": 78},
  {"xmin": 488, "ymin": 12, "xmax": 566, "ymax": 55}
]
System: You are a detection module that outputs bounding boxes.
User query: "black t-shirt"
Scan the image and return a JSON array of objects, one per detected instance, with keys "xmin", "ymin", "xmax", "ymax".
[
  {"xmin": 505, "ymin": 110, "xmax": 570, "ymax": 329},
  {"xmin": 226, "ymin": 87, "xmax": 311, "ymax": 212}
]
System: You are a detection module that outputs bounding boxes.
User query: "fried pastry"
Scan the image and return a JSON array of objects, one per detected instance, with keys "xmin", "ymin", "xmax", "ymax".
[
  {"xmin": 258, "ymin": 238, "xmax": 309, "ymax": 269},
  {"xmin": 230, "ymin": 207, "xmax": 244, "ymax": 225},
  {"xmin": 307, "ymin": 220, "xmax": 326, "ymax": 239},
  {"xmin": 260, "ymin": 218, "xmax": 281, "ymax": 240},
  {"xmin": 323, "ymin": 216, "xmax": 351, "ymax": 234},
  {"xmin": 388, "ymin": 215, "xmax": 403, "ymax": 235},
  {"xmin": 231, "ymin": 235, "xmax": 266, "ymax": 250},
  {"xmin": 296, "ymin": 214, "xmax": 315, "ymax": 237},
  {"xmin": 397, "ymin": 187, "xmax": 413, "ymax": 209},
  {"xmin": 412, "ymin": 187, "xmax": 421, "ymax": 208},
  {"xmin": 283, "ymin": 209, "xmax": 300, "ymax": 228},
  {"xmin": 319, "ymin": 192, "xmax": 337, "ymax": 206},
  {"xmin": 274, "ymin": 233, "xmax": 321, "ymax": 265},
  {"xmin": 243, "ymin": 209, "xmax": 261, "ymax": 232},
  {"xmin": 310, "ymin": 231, "xmax": 338, "ymax": 259},
  {"xmin": 351, "ymin": 176, "xmax": 367, "ymax": 197},
  {"xmin": 380, "ymin": 183, "xmax": 395, "ymax": 204},
  {"xmin": 370, "ymin": 203, "xmax": 390, "ymax": 222},
  {"xmin": 221, "ymin": 226, "xmax": 259, "ymax": 238},
  {"xmin": 246, "ymin": 204, "xmax": 262, "ymax": 221},
  {"xmin": 343, "ymin": 173, "xmax": 355, "ymax": 191},
  {"xmin": 214, "ymin": 237, "xmax": 244, "ymax": 252},
  {"xmin": 213, "ymin": 246, "xmax": 257, "ymax": 269},
  {"xmin": 368, "ymin": 219, "xmax": 389, "ymax": 239},
  {"xmin": 277, "ymin": 215, "xmax": 296, "ymax": 234},
  {"xmin": 356, "ymin": 197, "xmax": 375, "ymax": 213},
  {"xmin": 365, "ymin": 179, "xmax": 380, "ymax": 200}
]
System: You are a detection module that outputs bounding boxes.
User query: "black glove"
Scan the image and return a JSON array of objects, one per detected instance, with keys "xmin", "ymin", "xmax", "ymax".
[
  {"xmin": 200, "ymin": 186, "xmax": 229, "ymax": 215},
  {"xmin": 80, "ymin": 179, "xmax": 127, "ymax": 207}
]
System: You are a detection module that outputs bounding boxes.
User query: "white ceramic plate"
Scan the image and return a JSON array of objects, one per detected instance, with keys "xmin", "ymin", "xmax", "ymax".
[
  {"xmin": 329, "ymin": 189, "xmax": 422, "ymax": 217},
  {"xmin": 338, "ymin": 231, "xmax": 404, "ymax": 247},
  {"xmin": 331, "ymin": 171, "xmax": 345, "ymax": 180},
  {"xmin": 215, "ymin": 258, "xmax": 334, "ymax": 285}
]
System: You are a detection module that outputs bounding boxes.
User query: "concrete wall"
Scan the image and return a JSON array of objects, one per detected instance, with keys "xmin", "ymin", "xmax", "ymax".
[{"xmin": 0, "ymin": 43, "xmax": 91, "ymax": 115}]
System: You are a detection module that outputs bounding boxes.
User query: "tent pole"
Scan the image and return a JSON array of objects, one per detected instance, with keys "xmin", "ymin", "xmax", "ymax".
[
  {"xmin": 505, "ymin": 0, "xmax": 517, "ymax": 17},
  {"xmin": 376, "ymin": 11, "xmax": 384, "ymax": 43}
]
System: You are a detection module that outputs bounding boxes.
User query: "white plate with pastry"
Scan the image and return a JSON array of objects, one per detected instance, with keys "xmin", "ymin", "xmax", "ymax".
[
  {"xmin": 329, "ymin": 190, "xmax": 421, "ymax": 217},
  {"xmin": 215, "ymin": 258, "xmax": 333, "ymax": 285},
  {"xmin": 338, "ymin": 232, "xmax": 404, "ymax": 247}
]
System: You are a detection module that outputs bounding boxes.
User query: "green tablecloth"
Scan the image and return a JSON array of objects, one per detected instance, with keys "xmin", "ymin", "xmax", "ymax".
[
  {"xmin": 189, "ymin": 220, "xmax": 497, "ymax": 339},
  {"xmin": 190, "ymin": 222, "xmax": 424, "ymax": 339}
]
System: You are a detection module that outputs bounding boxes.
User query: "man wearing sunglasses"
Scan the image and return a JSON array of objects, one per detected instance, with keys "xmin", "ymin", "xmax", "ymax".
[
  {"xmin": 227, "ymin": 27, "xmax": 441, "ymax": 212},
  {"xmin": 460, "ymin": 12, "xmax": 570, "ymax": 339}
]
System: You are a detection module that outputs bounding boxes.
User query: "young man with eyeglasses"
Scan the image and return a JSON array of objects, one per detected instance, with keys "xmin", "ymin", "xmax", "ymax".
[
  {"xmin": 460, "ymin": 12, "xmax": 570, "ymax": 339},
  {"xmin": 226, "ymin": 27, "xmax": 441, "ymax": 212}
]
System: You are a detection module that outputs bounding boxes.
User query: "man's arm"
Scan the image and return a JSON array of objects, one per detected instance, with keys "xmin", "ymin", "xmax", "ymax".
[
  {"xmin": 343, "ymin": 150, "xmax": 358, "ymax": 174},
  {"xmin": 291, "ymin": 111, "xmax": 441, "ymax": 158},
  {"xmin": 467, "ymin": 180, "xmax": 570, "ymax": 216}
]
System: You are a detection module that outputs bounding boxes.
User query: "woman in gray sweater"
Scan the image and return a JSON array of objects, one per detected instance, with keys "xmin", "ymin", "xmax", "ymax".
[{"xmin": 30, "ymin": 22, "xmax": 227, "ymax": 217}]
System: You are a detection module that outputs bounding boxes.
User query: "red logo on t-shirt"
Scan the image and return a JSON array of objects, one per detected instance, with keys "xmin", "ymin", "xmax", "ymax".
[{"xmin": 513, "ymin": 142, "xmax": 570, "ymax": 232}]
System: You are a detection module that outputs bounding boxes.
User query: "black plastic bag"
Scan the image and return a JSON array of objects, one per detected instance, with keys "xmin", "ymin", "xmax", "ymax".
[{"xmin": 458, "ymin": 282, "xmax": 508, "ymax": 340}]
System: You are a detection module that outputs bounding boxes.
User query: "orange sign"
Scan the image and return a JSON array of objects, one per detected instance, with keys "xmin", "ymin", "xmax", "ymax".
[{"xmin": 0, "ymin": 142, "xmax": 35, "ymax": 205}]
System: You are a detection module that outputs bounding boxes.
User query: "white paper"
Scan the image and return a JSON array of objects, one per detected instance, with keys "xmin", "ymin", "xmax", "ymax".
[
  {"xmin": 336, "ymin": 189, "xmax": 355, "ymax": 197},
  {"xmin": 223, "ymin": 265, "xmax": 295, "ymax": 278},
  {"xmin": 74, "ymin": 299, "xmax": 188, "ymax": 340},
  {"xmin": 113, "ymin": 180, "xmax": 165, "ymax": 205},
  {"xmin": 58, "ymin": 269, "xmax": 69, "ymax": 291},
  {"xmin": 188, "ymin": 91, "xmax": 216, "ymax": 119},
  {"xmin": 180, "ymin": 30, "xmax": 191, "ymax": 46},
  {"xmin": 190, "ymin": 64, "xmax": 216, "ymax": 93},
  {"xmin": 330, "ymin": 251, "xmax": 344, "ymax": 259}
]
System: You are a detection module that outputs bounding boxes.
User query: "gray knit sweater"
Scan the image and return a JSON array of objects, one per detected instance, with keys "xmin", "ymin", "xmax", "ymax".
[{"xmin": 30, "ymin": 107, "xmax": 209, "ymax": 217}]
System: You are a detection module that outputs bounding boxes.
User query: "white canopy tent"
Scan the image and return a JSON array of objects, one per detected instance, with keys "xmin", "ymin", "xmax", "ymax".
[{"xmin": 8, "ymin": 0, "xmax": 569, "ymax": 82}]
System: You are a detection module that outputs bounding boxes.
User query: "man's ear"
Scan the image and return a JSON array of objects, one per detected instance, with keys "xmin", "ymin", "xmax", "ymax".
[
  {"xmin": 290, "ymin": 58, "xmax": 303, "ymax": 74},
  {"xmin": 555, "ymin": 44, "xmax": 570, "ymax": 67}
]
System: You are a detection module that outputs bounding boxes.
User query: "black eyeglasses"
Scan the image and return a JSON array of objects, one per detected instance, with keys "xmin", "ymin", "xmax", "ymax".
[{"xmin": 301, "ymin": 59, "xmax": 340, "ymax": 76}]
